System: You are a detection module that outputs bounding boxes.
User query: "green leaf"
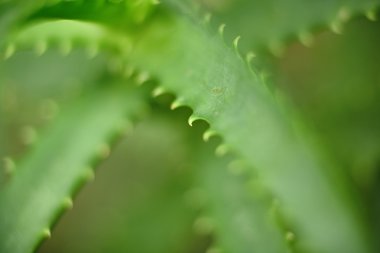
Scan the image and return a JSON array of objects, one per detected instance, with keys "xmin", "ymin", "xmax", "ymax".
[
  {"xmin": 0, "ymin": 81, "xmax": 147, "ymax": 253},
  {"xmin": 277, "ymin": 17, "xmax": 380, "ymax": 188},
  {"xmin": 0, "ymin": 0, "xmax": 45, "ymax": 42},
  {"xmin": 167, "ymin": 0, "xmax": 380, "ymax": 54},
  {"xmin": 193, "ymin": 145, "xmax": 291, "ymax": 253},
  {"xmin": 39, "ymin": 112, "xmax": 198, "ymax": 253},
  {"xmin": 28, "ymin": 0, "xmax": 156, "ymax": 28},
  {"xmin": 127, "ymin": 12, "xmax": 371, "ymax": 253}
]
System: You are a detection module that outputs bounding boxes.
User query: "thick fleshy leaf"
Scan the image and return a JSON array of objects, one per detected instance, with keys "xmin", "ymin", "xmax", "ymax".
[
  {"xmin": 127, "ymin": 11, "xmax": 371, "ymax": 253},
  {"xmin": 0, "ymin": 82, "xmax": 147, "ymax": 253}
]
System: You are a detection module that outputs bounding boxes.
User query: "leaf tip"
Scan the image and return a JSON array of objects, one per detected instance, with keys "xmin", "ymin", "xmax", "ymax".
[
  {"xmin": 194, "ymin": 216, "xmax": 214, "ymax": 235},
  {"xmin": 41, "ymin": 228, "xmax": 51, "ymax": 239},
  {"xmin": 4, "ymin": 43, "xmax": 16, "ymax": 59},
  {"xmin": 218, "ymin": 24, "xmax": 226, "ymax": 37},
  {"xmin": 298, "ymin": 32, "xmax": 314, "ymax": 47},
  {"xmin": 366, "ymin": 9, "xmax": 377, "ymax": 21},
  {"xmin": 188, "ymin": 115, "xmax": 204, "ymax": 127},
  {"xmin": 63, "ymin": 197, "xmax": 73, "ymax": 210},
  {"xmin": 170, "ymin": 98, "xmax": 185, "ymax": 110},
  {"xmin": 202, "ymin": 129, "xmax": 217, "ymax": 142},
  {"xmin": 215, "ymin": 144, "xmax": 229, "ymax": 157}
]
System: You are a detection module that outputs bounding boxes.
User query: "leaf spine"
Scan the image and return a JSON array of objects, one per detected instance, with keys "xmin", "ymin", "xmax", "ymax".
[
  {"xmin": 20, "ymin": 126, "xmax": 37, "ymax": 145},
  {"xmin": 170, "ymin": 98, "xmax": 185, "ymax": 110},
  {"xmin": 285, "ymin": 231, "xmax": 296, "ymax": 242},
  {"xmin": 218, "ymin": 24, "xmax": 226, "ymax": 37},
  {"xmin": 246, "ymin": 51, "xmax": 256, "ymax": 64},
  {"xmin": 188, "ymin": 115, "xmax": 205, "ymax": 126},
  {"xmin": 330, "ymin": 21, "xmax": 343, "ymax": 34},
  {"xmin": 41, "ymin": 228, "xmax": 51, "ymax": 239},
  {"xmin": 59, "ymin": 40, "xmax": 72, "ymax": 56},
  {"xmin": 337, "ymin": 6, "xmax": 351, "ymax": 22},
  {"xmin": 215, "ymin": 144, "xmax": 229, "ymax": 156},
  {"xmin": 202, "ymin": 129, "xmax": 217, "ymax": 142},
  {"xmin": 4, "ymin": 43, "xmax": 15, "ymax": 59},
  {"xmin": 135, "ymin": 71, "xmax": 150, "ymax": 85},
  {"xmin": 268, "ymin": 41, "xmax": 284, "ymax": 57},
  {"xmin": 203, "ymin": 12, "xmax": 212, "ymax": 24},
  {"xmin": 366, "ymin": 9, "xmax": 377, "ymax": 21},
  {"xmin": 97, "ymin": 143, "xmax": 111, "ymax": 159},
  {"xmin": 233, "ymin": 36, "xmax": 241, "ymax": 49},
  {"xmin": 298, "ymin": 32, "xmax": 314, "ymax": 47},
  {"xmin": 34, "ymin": 40, "xmax": 47, "ymax": 56},
  {"xmin": 2, "ymin": 157, "xmax": 15, "ymax": 175},
  {"xmin": 83, "ymin": 167, "xmax": 95, "ymax": 182},
  {"xmin": 62, "ymin": 197, "xmax": 73, "ymax": 209},
  {"xmin": 152, "ymin": 86, "xmax": 167, "ymax": 97}
]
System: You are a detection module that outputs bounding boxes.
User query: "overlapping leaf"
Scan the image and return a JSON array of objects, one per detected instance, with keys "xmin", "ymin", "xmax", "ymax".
[{"xmin": 0, "ymin": 82, "xmax": 147, "ymax": 253}]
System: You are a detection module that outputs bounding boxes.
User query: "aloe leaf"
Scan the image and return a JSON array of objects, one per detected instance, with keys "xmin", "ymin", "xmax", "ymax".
[
  {"xmin": 0, "ymin": 82, "xmax": 147, "ymax": 253},
  {"xmin": 28, "ymin": 0, "xmax": 156, "ymax": 28},
  {"xmin": 167, "ymin": 0, "xmax": 380, "ymax": 54},
  {"xmin": 277, "ymin": 17, "xmax": 380, "ymax": 188},
  {"xmin": 126, "ymin": 11, "xmax": 371, "ymax": 253},
  {"xmin": 0, "ymin": 0, "xmax": 46, "ymax": 41},
  {"xmin": 40, "ymin": 112, "xmax": 198, "ymax": 253},
  {"xmin": 192, "ymin": 144, "xmax": 291, "ymax": 253}
]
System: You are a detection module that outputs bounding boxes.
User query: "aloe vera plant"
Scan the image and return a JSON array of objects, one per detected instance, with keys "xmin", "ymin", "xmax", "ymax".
[{"xmin": 1, "ymin": 1, "xmax": 380, "ymax": 253}]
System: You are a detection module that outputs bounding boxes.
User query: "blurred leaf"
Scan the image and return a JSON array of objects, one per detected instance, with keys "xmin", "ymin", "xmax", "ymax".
[
  {"xmin": 0, "ymin": 81, "xmax": 147, "ymax": 253},
  {"xmin": 193, "ymin": 144, "xmax": 291, "ymax": 253},
  {"xmin": 277, "ymin": 17, "xmax": 380, "ymax": 188}
]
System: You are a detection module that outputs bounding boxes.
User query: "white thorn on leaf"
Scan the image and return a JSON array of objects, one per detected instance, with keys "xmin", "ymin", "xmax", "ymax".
[
  {"xmin": 285, "ymin": 231, "xmax": 296, "ymax": 242},
  {"xmin": 203, "ymin": 12, "xmax": 212, "ymax": 24},
  {"xmin": 135, "ymin": 71, "xmax": 150, "ymax": 85},
  {"xmin": 330, "ymin": 21, "xmax": 343, "ymax": 34},
  {"xmin": 83, "ymin": 167, "xmax": 95, "ymax": 182},
  {"xmin": 215, "ymin": 144, "xmax": 228, "ymax": 156},
  {"xmin": 86, "ymin": 44, "xmax": 98, "ymax": 58},
  {"xmin": 170, "ymin": 98, "xmax": 185, "ymax": 110},
  {"xmin": 152, "ymin": 86, "xmax": 167, "ymax": 97},
  {"xmin": 188, "ymin": 115, "xmax": 204, "ymax": 127},
  {"xmin": 337, "ymin": 6, "xmax": 351, "ymax": 22},
  {"xmin": 4, "ymin": 44, "xmax": 15, "ymax": 59},
  {"xmin": 268, "ymin": 41, "xmax": 284, "ymax": 57},
  {"xmin": 97, "ymin": 143, "xmax": 111, "ymax": 159},
  {"xmin": 233, "ymin": 36, "xmax": 241, "ymax": 50},
  {"xmin": 3, "ymin": 157, "xmax": 15, "ymax": 175},
  {"xmin": 246, "ymin": 51, "xmax": 256, "ymax": 64},
  {"xmin": 202, "ymin": 129, "xmax": 217, "ymax": 142},
  {"xmin": 59, "ymin": 40, "xmax": 72, "ymax": 55},
  {"xmin": 35, "ymin": 41, "xmax": 47, "ymax": 56},
  {"xmin": 20, "ymin": 126, "xmax": 37, "ymax": 145},
  {"xmin": 42, "ymin": 228, "xmax": 51, "ymax": 239},
  {"xmin": 63, "ymin": 197, "xmax": 73, "ymax": 209},
  {"xmin": 218, "ymin": 24, "xmax": 226, "ymax": 36},
  {"xmin": 366, "ymin": 9, "xmax": 377, "ymax": 21},
  {"xmin": 298, "ymin": 32, "xmax": 314, "ymax": 47}
]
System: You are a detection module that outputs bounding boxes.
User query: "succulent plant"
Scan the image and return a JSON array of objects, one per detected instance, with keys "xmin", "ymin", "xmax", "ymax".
[{"xmin": 1, "ymin": 1, "xmax": 380, "ymax": 253}]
